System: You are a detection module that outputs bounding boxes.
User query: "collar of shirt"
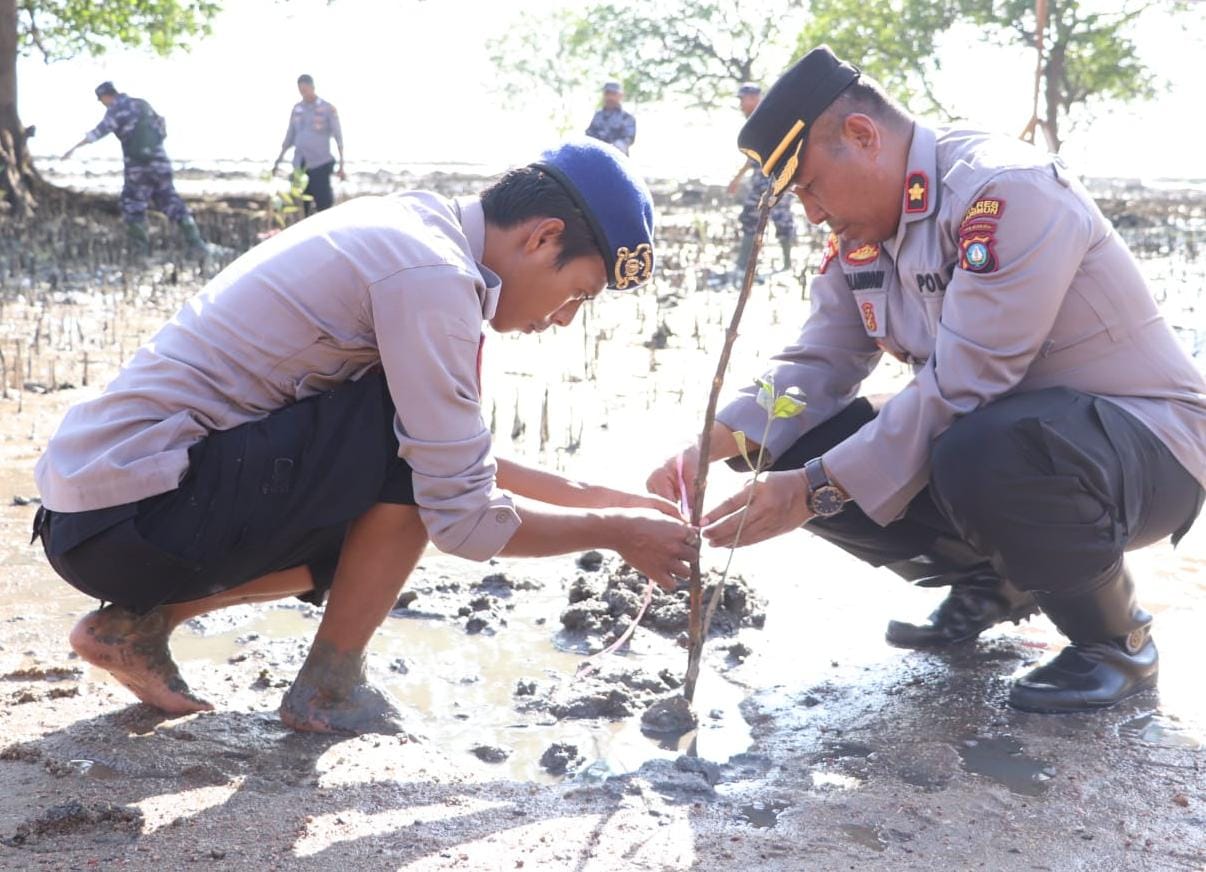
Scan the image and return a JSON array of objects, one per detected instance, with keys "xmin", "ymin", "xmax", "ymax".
[
  {"xmin": 452, "ymin": 195, "xmax": 502, "ymax": 320},
  {"xmin": 892, "ymin": 122, "xmax": 938, "ymax": 250}
]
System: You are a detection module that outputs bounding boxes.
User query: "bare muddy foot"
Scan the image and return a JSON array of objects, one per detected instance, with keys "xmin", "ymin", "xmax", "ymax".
[
  {"xmin": 279, "ymin": 640, "xmax": 418, "ymax": 738},
  {"xmin": 68, "ymin": 606, "xmax": 213, "ymax": 715}
]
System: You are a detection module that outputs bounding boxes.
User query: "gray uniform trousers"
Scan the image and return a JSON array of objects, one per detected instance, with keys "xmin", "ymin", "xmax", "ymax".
[{"xmin": 766, "ymin": 388, "xmax": 1203, "ymax": 606}]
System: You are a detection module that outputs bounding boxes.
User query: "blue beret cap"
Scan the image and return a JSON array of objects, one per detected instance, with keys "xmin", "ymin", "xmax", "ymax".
[
  {"xmin": 531, "ymin": 137, "xmax": 655, "ymax": 291},
  {"xmin": 95, "ymin": 81, "xmax": 117, "ymax": 98},
  {"xmin": 738, "ymin": 45, "xmax": 860, "ymax": 197},
  {"xmin": 602, "ymin": 81, "xmax": 622, "ymax": 93},
  {"xmin": 737, "ymin": 83, "xmax": 762, "ymax": 97}
]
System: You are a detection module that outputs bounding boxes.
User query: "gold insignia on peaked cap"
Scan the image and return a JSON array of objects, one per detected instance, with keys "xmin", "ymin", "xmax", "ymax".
[
  {"xmin": 613, "ymin": 243, "xmax": 653, "ymax": 290},
  {"xmin": 762, "ymin": 119, "xmax": 805, "ymax": 179},
  {"xmin": 771, "ymin": 139, "xmax": 806, "ymax": 196}
]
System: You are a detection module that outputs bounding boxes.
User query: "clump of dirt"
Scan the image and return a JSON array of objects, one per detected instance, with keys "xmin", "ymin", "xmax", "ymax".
[
  {"xmin": 2, "ymin": 800, "xmax": 143, "ymax": 847},
  {"xmin": 561, "ymin": 556, "xmax": 765, "ymax": 646},
  {"xmin": 640, "ymin": 695, "xmax": 699, "ymax": 737},
  {"xmin": 0, "ymin": 743, "xmax": 42, "ymax": 763},
  {"xmin": 470, "ymin": 744, "xmax": 511, "ymax": 764},
  {"xmin": 518, "ymin": 665, "xmax": 681, "ymax": 721},
  {"xmin": 390, "ymin": 571, "xmax": 544, "ymax": 635},
  {"xmin": 1, "ymin": 665, "xmax": 82, "ymax": 681},
  {"xmin": 540, "ymin": 742, "xmax": 583, "ymax": 775}
]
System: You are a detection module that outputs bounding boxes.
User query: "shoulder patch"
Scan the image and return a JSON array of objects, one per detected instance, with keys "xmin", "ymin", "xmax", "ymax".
[
  {"xmin": 818, "ymin": 233, "xmax": 839, "ymax": 275},
  {"xmin": 959, "ymin": 231, "xmax": 997, "ymax": 273},
  {"xmin": 961, "ymin": 198, "xmax": 1004, "ymax": 225},
  {"xmin": 844, "ymin": 243, "xmax": 880, "ymax": 265}
]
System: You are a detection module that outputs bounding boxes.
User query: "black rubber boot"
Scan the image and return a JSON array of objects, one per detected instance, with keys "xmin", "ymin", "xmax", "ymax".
[
  {"xmin": 1009, "ymin": 566, "xmax": 1157, "ymax": 713},
  {"xmin": 178, "ymin": 216, "xmax": 208, "ymax": 258},
  {"xmin": 125, "ymin": 220, "xmax": 150, "ymax": 257},
  {"xmin": 885, "ymin": 570, "xmax": 1038, "ymax": 649}
]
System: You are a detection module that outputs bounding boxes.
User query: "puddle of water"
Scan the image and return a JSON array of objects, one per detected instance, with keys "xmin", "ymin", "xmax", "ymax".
[
  {"xmin": 839, "ymin": 823, "xmax": 887, "ymax": 852},
  {"xmin": 738, "ymin": 799, "xmax": 791, "ymax": 828},
  {"xmin": 957, "ymin": 735, "xmax": 1054, "ymax": 796},
  {"xmin": 170, "ymin": 580, "xmax": 754, "ymax": 783},
  {"xmin": 1119, "ymin": 713, "xmax": 1204, "ymax": 750}
]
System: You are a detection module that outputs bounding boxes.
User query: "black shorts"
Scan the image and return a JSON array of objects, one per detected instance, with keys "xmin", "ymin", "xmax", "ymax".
[{"xmin": 37, "ymin": 370, "xmax": 416, "ymax": 613}]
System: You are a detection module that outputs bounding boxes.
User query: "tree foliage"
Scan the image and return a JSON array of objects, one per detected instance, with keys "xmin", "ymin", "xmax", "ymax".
[
  {"xmin": 16, "ymin": 0, "xmax": 222, "ymax": 62},
  {"xmin": 796, "ymin": 0, "xmax": 1191, "ymax": 152},
  {"xmin": 3, "ymin": 0, "xmax": 225, "ymax": 215},
  {"xmin": 488, "ymin": 0, "xmax": 805, "ymax": 128}
]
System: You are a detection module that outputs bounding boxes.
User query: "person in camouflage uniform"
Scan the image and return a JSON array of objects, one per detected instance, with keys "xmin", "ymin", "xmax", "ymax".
[
  {"xmin": 62, "ymin": 82, "xmax": 206, "ymax": 256},
  {"xmin": 585, "ymin": 82, "xmax": 636, "ymax": 155},
  {"xmin": 728, "ymin": 83, "xmax": 797, "ymax": 277}
]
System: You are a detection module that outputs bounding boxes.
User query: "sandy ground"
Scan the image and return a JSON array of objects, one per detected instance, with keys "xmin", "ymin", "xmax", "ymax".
[{"xmin": 0, "ymin": 180, "xmax": 1204, "ymax": 871}]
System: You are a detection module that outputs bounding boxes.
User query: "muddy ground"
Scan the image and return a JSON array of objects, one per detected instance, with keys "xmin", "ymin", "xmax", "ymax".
[{"xmin": 0, "ymin": 172, "xmax": 1203, "ymax": 871}]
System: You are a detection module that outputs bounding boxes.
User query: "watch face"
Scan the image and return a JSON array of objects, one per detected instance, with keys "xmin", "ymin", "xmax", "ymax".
[{"xmin": 810, "ymin": 485, "xmax": 846, "ymax": 517}]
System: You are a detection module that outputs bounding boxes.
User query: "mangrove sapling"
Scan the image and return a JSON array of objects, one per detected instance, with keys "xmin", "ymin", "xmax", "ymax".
[{"xmin": 682, "ymin": 190, "xmax": 775, "ymax": 704}]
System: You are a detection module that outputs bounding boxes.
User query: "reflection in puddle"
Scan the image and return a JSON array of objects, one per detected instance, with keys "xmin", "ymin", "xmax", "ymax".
[
  {"xmin": 840, "ymin": 823, "xmax": 886, "ymax": 852},
  {"xmin": 957, "ymin": 735, "xmax": 1054, "ymax": 797},
  {"xmin": 738, "ymin": 799, "xmax": 791, "ymax": 828},
  {"xmin": 810, "ymin": 770, "xmax": 862, "ymax": 791},
  {"xmin": 1120, "ymin": 713, "xmax": 1203, "ymax": 750},
  {"xmin": 171, "ymin": 591, "xmax": 754, "ymax": 783}
]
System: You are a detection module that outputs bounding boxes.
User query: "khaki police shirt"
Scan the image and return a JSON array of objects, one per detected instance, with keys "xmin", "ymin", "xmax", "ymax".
[
  {"xmin": 34, "ymin": 193, "xmax": 522, "ymax": 561},
  {"xmin": 717, "ymin": 123, "xmax": 1206, "ymax": 526},
  {"xmin": 282, "ymin": 97, "xmax": 343, "ymax": 170}
]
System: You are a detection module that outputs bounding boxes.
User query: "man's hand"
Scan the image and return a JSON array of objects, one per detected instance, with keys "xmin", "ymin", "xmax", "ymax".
[
  {"xmin": 594, "ymin": 487, "xmax": 683, "ymax": 520},
  {"xmin": 337, "ymin": 164, "xmax": 347, "ymax": 181},
  {"xmin": 701, "ymin": 469, "xmax": 813, "ymax": 548},
  {"xmin": 646, "ymin": 423, "xmax": 744, "ymax": 512},
  {"xmin": 61, "ymin": 147, "xmax": 76, "ymax": 161},
  {"xmin": 605, "ymin": 509, "xmax": 699, "ymax": 591},
  {"xmin": 646, "ymin": 445, "xmax": 700, "ymax": 508}
]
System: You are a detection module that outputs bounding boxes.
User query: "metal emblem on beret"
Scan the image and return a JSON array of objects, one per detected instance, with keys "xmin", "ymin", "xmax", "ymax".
[{"xmin": 613, "ymin": 243, "xmax": 653, "ymax": 289}]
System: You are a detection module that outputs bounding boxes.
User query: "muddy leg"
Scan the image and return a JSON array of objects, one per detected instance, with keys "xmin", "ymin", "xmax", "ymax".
[
  {"xmin": 69, "ymin": 565, "xmax": 314, "ymax": 715},
  {"xmin": 281, "ymin": 503, "xmax": 427, "ymax": 736}
]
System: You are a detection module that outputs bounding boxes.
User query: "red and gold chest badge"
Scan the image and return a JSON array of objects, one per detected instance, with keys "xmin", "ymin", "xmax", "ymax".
[
  {"xmin": 860, "ymin": 301, "xmax": 879, "ymax": 333},
  {"xmin": 844, "ymin": 242, "xmax": 880, "ymax": 265},
  {"xmin": 818, "ymin": 233, "xmax": 839, "ymax": 275},
  {"xmin": 958, "ymin": 198, "xmax": 1005, "ymax": 274},
  {"xmin": 905, "ymin": 171, "xmax": 928, "ymax": 213}
]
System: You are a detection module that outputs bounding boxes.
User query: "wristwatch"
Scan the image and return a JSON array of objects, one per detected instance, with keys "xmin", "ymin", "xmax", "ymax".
[{"xmin": 803, "ymin": 458, "xmax": 849, "ymax": 518}]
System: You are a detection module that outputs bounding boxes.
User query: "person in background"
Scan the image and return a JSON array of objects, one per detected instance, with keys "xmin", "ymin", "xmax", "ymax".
[
  {"xmin": 273, "ymin": 74, "xmax": 345, "ymax": 214},
  {"xmin": 726, "ymin": 82, "xmax": 797, "ymax": 278},
  {"xmin": 62, "ymin": 81, "xmax": 206, "ymax": 256},
  {"xmin": 585, "ymin": 82, "xmax": 636, "ymax": 155}
]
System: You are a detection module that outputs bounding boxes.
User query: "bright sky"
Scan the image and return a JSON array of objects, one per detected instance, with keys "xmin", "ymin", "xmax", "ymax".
[{"xmin": 17, "ymin": 0, "xmax": 1206, "ymax": 183}]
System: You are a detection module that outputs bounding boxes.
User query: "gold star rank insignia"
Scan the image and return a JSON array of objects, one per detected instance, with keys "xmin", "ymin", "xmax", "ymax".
[{"xmin": 905, "ymin": 171, "xmax": 928, "ymax": 214}]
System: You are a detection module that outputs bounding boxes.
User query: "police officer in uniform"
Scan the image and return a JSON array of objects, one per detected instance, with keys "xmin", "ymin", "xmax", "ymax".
[
  {"xmin": 62, "ymin": 81, "xmax": 206, "ymax": 255},
  {"xmin": 585, "ymin": 82, "xmax": 636, "ymax": 155},
  {"xmin": 649, "ymin": 46, "xmax": 1205, "ymax": 713},
  {"xmin": 273, "ymin": 74, "xmax": 345, "ymax": 214},
  {"xmin": 727, "ymin": 83, "xmax": 797, "ymax": 277},
  {"xmin": 35, "ymin": 138, "xmax": 694, "ymax": 736}
]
